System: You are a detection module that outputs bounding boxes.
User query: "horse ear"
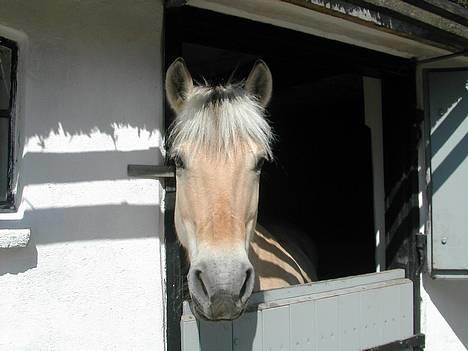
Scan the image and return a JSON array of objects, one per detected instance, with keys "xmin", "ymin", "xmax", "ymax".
[
  {"xmin": 245, "ymin": 60, "xmax": 273, "ymax": 107},
  {"xmin": 165, "ymin": 58, "xmax": 193, "ymax": 113}
]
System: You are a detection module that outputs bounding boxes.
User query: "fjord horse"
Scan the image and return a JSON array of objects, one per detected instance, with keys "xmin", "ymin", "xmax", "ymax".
[{"xmin": 165, "ymin": 58, "xmax": 316, "ymax": 320}]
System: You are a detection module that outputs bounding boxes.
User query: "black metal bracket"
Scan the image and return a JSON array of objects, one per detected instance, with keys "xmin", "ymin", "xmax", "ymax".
[
  {"xmin": 364, "ymin": 333, "xmax": 425, "ymax": 351},
  {"xmin": 416, "ymin": 233, "xmax": 427, "ymax": 274},
  {"xmin": 127, "ymin": 164, "xmax": 175, "ymax": 179},
  {"xmin": 128, "ymin": 164, "xmax": 176, "ymax": 192}
]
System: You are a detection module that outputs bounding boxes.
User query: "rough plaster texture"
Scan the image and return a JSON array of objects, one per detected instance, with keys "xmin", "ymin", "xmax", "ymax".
[
  {"xmin": 0, "ymin": 229, "xmax": 30, "ymax": 248},
  {"xmin": 0, "ymin": 1, "xmax": 165, "ymax": 350},
  {"xmin": 0, "ymin": 1, "xmax": 466, "ymax": 350},
  {"xmin": 421, "ymin": 276, "xmax": 468, "ymax": 350}
]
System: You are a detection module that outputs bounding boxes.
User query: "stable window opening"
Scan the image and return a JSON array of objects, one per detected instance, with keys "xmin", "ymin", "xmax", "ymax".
[{"xmin": 164, "ymin": 6, "xmax": 420, "ymax": 351}]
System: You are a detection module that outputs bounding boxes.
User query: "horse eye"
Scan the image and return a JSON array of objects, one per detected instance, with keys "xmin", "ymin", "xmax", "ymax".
[
  {"xmin": 173, "ymin": 155, "xmax": 185, "ymax": 169},
  {"xmin": 254, "ymin": 157, "xmax": 265, "ymax": 172}
]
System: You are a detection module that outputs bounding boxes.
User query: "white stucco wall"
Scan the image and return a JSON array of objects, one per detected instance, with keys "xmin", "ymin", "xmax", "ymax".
[
  {"xmin": 0, "ymin": 1, "xmax": 166, "ymax": 350},
  {"xmin": 1, "ymin": 1, "xmax": 466, "ymax": 350}
]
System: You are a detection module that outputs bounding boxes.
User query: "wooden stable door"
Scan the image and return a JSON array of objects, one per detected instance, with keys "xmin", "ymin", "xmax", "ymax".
[
  {"xmin": 181, "ymin": 270, "xmax": 420, "ymax": 351},
  {"xmin": 425, "ymin": 68, "xmax": 468, "ymax": 277}
]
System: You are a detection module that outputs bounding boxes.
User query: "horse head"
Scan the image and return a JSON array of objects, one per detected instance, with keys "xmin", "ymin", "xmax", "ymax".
[{"xmin": 165, "ymin": 58, "xmax": 273, "ymax": 320}]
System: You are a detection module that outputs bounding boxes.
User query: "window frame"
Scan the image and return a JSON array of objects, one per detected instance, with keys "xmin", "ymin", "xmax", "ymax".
[{"xmin": 0, "ymin": 35, "xmax": 18, "ymax": 211}]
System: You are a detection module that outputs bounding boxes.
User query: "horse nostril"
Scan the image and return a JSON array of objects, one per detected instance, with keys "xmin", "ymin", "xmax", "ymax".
[
  {"xmin": 239, "ymin": 267, "xmax": 254, "ymax": 303},
  {"xmin": 195, "ymin": 269, "xmax": 209, "ymax": 298}
]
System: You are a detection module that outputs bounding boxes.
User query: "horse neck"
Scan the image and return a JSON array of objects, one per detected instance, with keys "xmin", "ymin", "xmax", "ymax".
[{"xmin": 249, "ymin": 224, "xmax": 317, "ymax": 292}]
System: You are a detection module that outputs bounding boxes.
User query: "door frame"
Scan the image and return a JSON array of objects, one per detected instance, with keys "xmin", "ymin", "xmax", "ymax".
[{"xmin": 162, "ymin": 3, "xmax": 423, "ymax": 350}]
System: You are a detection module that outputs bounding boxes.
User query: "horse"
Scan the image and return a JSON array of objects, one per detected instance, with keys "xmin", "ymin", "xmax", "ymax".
[{"xmin": 165, "ymin": 58, "xmax": 316, "ymax": 321}]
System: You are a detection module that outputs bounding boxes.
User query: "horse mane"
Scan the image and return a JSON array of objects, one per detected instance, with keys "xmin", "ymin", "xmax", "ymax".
[{"xmin": 167, "ymin": 82, "xmax": 274, "ymax": 160}]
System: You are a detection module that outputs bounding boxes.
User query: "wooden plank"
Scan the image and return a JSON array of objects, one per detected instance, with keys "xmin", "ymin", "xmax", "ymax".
[
  {"xmin": 199, "ymin": 320, "xmax": 233, "ymax": 351},
  {"xmin": 181, "ymin": 319, "xmax": 201, "ymax": 351},
  {"xmin": 165, "ymin": 189, "xmax": 183, "ymax": 351},
  {"xmin": 363, "ymin": 76, "xmax": 386, "ymax": 272},
  {"xmin": 354, "ymin": 0, "xmax": 468, "ymax": 39},
  {"xmin": 256, "ymin": 279, "xmax": 410, "ymax": 310},
  {"xmin": 263, "ymin": 306, "xmax": 291, "ymax": 351},
  {"xmin": 248, "ymin": 270, "xmax": 405, "ymax": 307},
  {"xmin": 404, "ymin": 0, "xmax": 468, "ymax": 27},
  {"xmin": 427, "ymin": 69, "xmax": 468, "ymax": 273},
  {"xmin": 182, "ymin": 271, "xmax": 407, "ymax": 318},
  {"xmin": 359, "ymin": 288, "xmax": 383, "ymax": 349},
  {"xmin": 233, "ymin": 311, "xmax": 263, "ymax": 351},
  {"xmin": 290, "ymin": 301, "xmax": 316, "ymax": 351},
  {"xmin": 399, "ymin": 282, "xmax": 414, "ymax": 339},
  {"xmin": 316, "ymin": 297, "xmax": 339, "ymax": 351},
  {"xmin": 180, "ymin": 272, "xmax": 414, "ymax": 351},
  {"xmin": 279, "ymin": 0, "xmax": 468, "ymax": 52},
  {"xmin": 338, "ymin": 293, "xmax": 361, "ymax": 351},
  {"xmin": 380, "ymin": 285, "xmax": 402, "ymax": 344}
]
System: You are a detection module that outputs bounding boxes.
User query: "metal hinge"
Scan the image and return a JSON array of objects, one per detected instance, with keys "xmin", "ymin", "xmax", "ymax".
[
  {"xmin": 416, "ymin": 233, "xmax": 427, "ymax": 274},
  {"xmin": 364, "ymin": 333, "xmax": 425, "ymax": 351}
]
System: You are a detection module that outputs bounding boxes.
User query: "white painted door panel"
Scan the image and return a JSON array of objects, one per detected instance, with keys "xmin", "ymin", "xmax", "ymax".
[
  {"xmin": 181, "ymin": 270, "xmax": 413, "ymax": 351},
  {"xmin": 426, "ymin": 68, "xmax": 468, "ymax": 274}
]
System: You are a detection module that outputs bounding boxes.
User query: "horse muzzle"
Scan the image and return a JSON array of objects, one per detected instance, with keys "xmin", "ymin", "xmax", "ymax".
[{"xmin": 187, "ymin": 257, "xmax": 255, "ymax": 320}]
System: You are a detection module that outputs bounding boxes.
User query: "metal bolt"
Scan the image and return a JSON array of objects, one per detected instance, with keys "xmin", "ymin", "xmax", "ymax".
[{"xmin": 441, "ymin": 237, "xmax": 447, "ymax": 245}]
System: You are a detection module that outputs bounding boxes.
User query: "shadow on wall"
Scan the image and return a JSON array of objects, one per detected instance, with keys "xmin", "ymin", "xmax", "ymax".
[
  {"xmin": 1, "ymin": 20, "xmax": 165, "ymax": 272},
  {"xmin": 0, "ymin": 237, "xmax": 38, "ymax": 275},
  {"xmin": 0, "ymin": 126, "xmax": 164, "ymax": 276},
  {"xmin": 1, "ymin": 204, "xmax": 161, "ymax": 244},
  {"xmin": 430, "ymin": 96, "xmax": 467, "ymax": 195},
  {"xmin": 22, "ymin": 148, "xmax": 164, "ymax": 185},
  {"xmin": 0, "ymin": 203, "xmax": 160, "ymax": 276},
  {"xmin": 423, "ymin": 275, "xmax": 468, "ymax": 347}
]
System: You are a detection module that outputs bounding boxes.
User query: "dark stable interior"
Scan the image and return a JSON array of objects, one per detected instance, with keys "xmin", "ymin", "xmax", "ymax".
[{"xmin": 165, "ymin": 6, "xmax": 416, "ymax": 281}]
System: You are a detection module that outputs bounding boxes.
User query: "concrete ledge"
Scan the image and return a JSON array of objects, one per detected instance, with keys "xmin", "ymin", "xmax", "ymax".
[{"xmin": 0, "ymin": 229, "xmax": 31, "ymax": 248}]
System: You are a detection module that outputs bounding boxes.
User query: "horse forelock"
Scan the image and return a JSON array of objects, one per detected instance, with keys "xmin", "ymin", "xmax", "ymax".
[{"xmin": 167, "ymin": 83, "xmax": 274, "ymax": 160}]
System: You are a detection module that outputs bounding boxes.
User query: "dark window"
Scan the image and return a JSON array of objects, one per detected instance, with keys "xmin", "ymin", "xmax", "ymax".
[{"xmin": 0, "ymin": 37, "xmax": 18, "ymax": 210}]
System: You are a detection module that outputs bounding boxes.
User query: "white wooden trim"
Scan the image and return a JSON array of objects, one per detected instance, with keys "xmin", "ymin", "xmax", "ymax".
[{"xmin": 363, "ymin": 77, "xmax": 386, "ymax": 272}]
